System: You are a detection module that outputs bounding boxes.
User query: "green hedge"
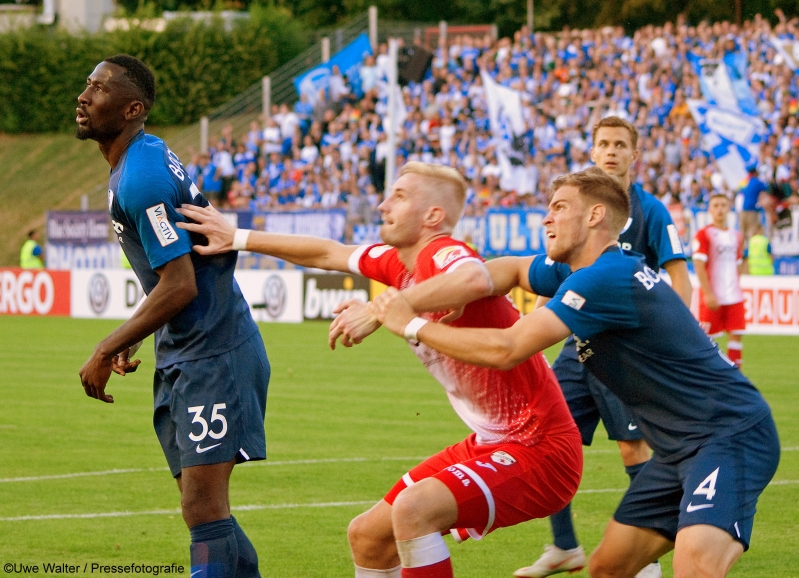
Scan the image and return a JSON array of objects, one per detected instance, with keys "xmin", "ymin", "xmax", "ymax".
[{"xmin": 0, "ymin": 4, "xmax": 307, "ymax": 133}]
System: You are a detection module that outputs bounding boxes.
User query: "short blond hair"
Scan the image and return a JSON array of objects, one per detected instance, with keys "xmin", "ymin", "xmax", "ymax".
[
  {"xmin": 399, "ymin": 162, "xmax": 468, "ymax": 226},
  {"xmin": 551, "ymin": 167, "xmax": 630, "ymax": 234}
]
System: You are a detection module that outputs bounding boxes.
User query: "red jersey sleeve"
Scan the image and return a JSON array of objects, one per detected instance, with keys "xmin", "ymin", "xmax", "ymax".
[
  {"xmin": 692, "ymin": 227, "xmax": 710, "ymax": 262},
  {"xmin": 348, "ymin": 244, "xmax": 410, "ymax": 289}
]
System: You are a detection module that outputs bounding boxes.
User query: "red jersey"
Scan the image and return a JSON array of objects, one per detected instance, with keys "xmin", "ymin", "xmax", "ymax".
[
  {"xmin": 348, "ymin": 237, "xmax": 577, "ymax": 446},
  {"xmin": 692, "ymin": 224, "xmax": 744, "ymax": 305}
]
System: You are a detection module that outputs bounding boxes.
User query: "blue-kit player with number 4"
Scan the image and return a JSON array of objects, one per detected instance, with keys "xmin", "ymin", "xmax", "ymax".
[
  {"xmin": 372, "ymin": 167, "xmax": 780, "ymax": 578},
  {"xmin": 77, "ymin": 55, "xmax": 269, "ymax": 578}
]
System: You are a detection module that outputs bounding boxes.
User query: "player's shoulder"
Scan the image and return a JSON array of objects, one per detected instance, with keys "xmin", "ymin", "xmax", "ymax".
[{"xmin": 421, "ymin": 237, "xmax": 480, "ymax": 271}]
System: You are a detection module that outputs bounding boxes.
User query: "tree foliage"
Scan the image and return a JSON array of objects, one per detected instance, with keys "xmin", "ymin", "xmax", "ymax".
[{"xmin": 0, "ymin": 3, "xmax": 306, "ymax": 132}]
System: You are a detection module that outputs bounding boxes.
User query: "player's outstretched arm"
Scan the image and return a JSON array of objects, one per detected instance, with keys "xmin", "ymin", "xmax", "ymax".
[
  {"xmin": 177, "ymin": 204, "xmax": 356, "ymax": 272},
  {"xmin": 401, "ymin": 260, "xmax": 493, "ymax": 313},
  {"xmin": 372, "ymin": 288, "xmax": 571, "ymax": 370},
  {"xmin": 79, "ymin": 254, "xmax": 198, "ymax": 403},
  {"xmin": 485, "ymin": 256, "xmax": 537, "ymax": 295}
]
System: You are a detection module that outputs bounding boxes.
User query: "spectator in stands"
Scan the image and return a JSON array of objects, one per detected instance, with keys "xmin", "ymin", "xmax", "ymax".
[{"xmin": 20, "ymin": 229, "xmax": 44, "ymax": 269}]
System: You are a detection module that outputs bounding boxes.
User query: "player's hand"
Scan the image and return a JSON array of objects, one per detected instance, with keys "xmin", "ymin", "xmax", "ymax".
[
  {"xmin": 112, "ymin": 341, "xmax": 142, "ymax": 376},
  {"xmin": 176, "ymin": 204, "xmax": 235, "ymax": 255},
  {"xmin": 79, "ymin": 349, "xmax": 115, "ymax": 403},
  {"xmin": 705, "ymin": 293, "xmax": 719, "ymax": 311},
  {"xmin": 440, "ymin": 306, "xmax": 464, "ymax": 324},
  {"xmin": 370, "ymin": 287, "xmax": 416, "ymax": 337},
  {"xmin": 328, "ymin": 299, "xmax": 381, "ymax": 350}
]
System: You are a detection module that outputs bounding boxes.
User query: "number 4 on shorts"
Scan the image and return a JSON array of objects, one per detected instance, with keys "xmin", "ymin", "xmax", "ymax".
[{"xmin": 693, "ymin": 467, "xmax": 719, "ymax": 501}]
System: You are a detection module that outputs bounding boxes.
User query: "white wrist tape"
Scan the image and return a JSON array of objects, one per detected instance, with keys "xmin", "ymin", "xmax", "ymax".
[
  {"xmin": 232, "ymin": 228, "xmax": 251, "ymax": 251},
  {"xmin": 403, "ymin": 317, "xmax": 428, "ymax": 344}
]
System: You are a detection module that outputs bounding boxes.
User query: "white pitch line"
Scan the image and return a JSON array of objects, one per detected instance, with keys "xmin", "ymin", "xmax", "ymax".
[
  {"xmin": 0, "ymin": 501, "xmax": 377, "ymax": 522},
  {"xmin": 4, "ymin": 480, "xmax": 799, "ymax": 522},
  {"xmin": 0, "ymin": 456, "xmax": 428, "ymax": 484},
  {"xmin": 2, "ymin": 447, "xmax": 797, "ymax": 484}
]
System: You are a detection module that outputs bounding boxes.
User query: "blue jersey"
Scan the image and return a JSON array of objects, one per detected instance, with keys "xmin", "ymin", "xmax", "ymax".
[
  {"xmin": 619, "ymin": 184, "xmax": 685, "ymax": 269},
  {"xmin": 108, "ymin": 131, "xmax": 258, "ymax": 368},
  {"xmin": 528, "ymin": 248, "xmax": 772, "ymax": 463}
]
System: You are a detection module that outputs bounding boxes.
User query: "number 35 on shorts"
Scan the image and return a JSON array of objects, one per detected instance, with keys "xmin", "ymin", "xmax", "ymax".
[{"xmin": 187, "ymin": 404, "xmax": 228, "ymax": 444}]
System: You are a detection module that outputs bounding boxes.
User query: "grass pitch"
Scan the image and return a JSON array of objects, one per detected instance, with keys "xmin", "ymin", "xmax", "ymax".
[{"xmin": 0, "ymin": 316, "xmax": 797, "ymax": 576}]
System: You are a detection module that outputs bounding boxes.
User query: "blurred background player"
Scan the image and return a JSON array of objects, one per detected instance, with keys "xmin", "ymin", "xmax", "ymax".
[
  {"xmin": 743, "ymin": 224, "xmax": 774, "ymax": 276},
  {"xmin": 693, "ymin": 193, "xmax": 746, "ymax": 367},
  {"xmin": 20, "ymin": 229, "xmax": 44, "ymax": 269},
  {"xmin": 515, "ymin": 116, "xmax": 692, "ymax": 578},
  {"xmin": 76, "ymin": 55, "xmax": 269, "ymax": 578},
  {"xmin": 177, "ymin": 162, "xmax": 583, "ymax": 578},
  {"xmin": 372, "ymin": 167, "xmax": 779, "ymax": 578}
]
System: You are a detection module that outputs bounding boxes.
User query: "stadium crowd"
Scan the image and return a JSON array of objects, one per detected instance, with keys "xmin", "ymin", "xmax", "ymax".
[{"xmin": 186, "ymin": 10, "xmax": 799, "ymax": 240}]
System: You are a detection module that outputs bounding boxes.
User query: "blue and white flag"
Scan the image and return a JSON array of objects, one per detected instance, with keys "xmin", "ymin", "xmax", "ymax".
[
  {"xmin": 294, "ymin": 33, "xmax": 373, "ymax": 106},
  {"xmin": 770, "ymin": 35, "xmax": 799, "ymax": 71},
  {"xmin": 481, "ymin": 70, "xmax": 528, "ymax": 191},
  {"xmin": 687, "ymin": 99, "xmax": 764, "ymax": 190},
  {"xmin": 688, "ymin": 52, "xmax": 760, "ymax": 118}
]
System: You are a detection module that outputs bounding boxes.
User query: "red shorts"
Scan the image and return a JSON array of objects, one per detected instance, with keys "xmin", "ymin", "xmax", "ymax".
[
  {"xmin": 699, "ymin": 300, "xmax": 746, "ymax": 337},
  {"xmin": 384, "ymin": 430, "xmax": 582, "ymax": 539}
]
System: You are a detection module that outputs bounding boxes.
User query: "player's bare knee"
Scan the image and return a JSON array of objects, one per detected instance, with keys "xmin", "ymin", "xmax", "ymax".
[
  {"xmin": 588, "ymin": 550, "xmax": 629, "ymax": 578},
  {"xmin": 391, "ymin": 485, "xmax": 431, "ymax": 536},
  {"xmin": 618, "ymin": 439, "xmax": 650, "ymax": 466}
]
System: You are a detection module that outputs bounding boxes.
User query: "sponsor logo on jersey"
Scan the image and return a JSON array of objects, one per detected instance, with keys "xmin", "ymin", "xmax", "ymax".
[
  {"xmin": 189, "ymin": 182, "xmax": 202, "ymax": 199},
  {"xmin": 368, "ymin": 245, "xmax": 394, "ymax": 259},
  {"xmin": 433, "ymin": 246, "xmax": 470, "ymax": 270},
  {"xmin": 561, "ymin": 290, "xmax": 586, "ymax": 310},
  {"xmin": 146, "ymin": 203, "xmax": 179, "ymax": 247},
  {"xmin": 88, "ymin": 273, "xmax": 110, "ymax": 315},
  {"xmin": 667, "ymin": 224, "xmax": 684, "ymax": 254},
  {"xmin": 107, "ymin": 189, "xmax": 114, "ymax": 211},
  {"xmin": 628, "ymin": 423, "xmax": 638, "ymax": 431},
  {"xmin": 490, "ymin": 451, "xmax": 516, "ymax": 466}
]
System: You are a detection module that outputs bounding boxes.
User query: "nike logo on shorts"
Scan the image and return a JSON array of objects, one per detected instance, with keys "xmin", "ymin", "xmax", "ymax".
[
  {"xmin": 628, "ymin": 423, "xmax": 638, "ymax": 431},
  {"xmin": 686, "ymin": 502, "xmax": 714, "ymax": 512},
  {"xmin": 196, "ymin": 442, "xmax": 221, "ymax": 454}
]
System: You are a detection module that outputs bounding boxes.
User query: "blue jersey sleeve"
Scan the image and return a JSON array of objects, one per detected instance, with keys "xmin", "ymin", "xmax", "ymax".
[
  {"xmin": 119, "ymin": 164, "xmax": 193, "ymax": 271},
  {"xmin": 640, "ymin": 192, "xmax": 686, "ymax": 267},
  {"xmin": 545, "ymin": 257, "xmax": 639, "ymax": 340},
  {"xmin": 526, "ymin": 255, "xmax": 572, "ymax": 297}
]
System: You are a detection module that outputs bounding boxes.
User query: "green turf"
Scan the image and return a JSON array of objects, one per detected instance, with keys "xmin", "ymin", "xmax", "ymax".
[{"xmin": 0, "ymin": 317, "xmax": 796, "ymax": 576}]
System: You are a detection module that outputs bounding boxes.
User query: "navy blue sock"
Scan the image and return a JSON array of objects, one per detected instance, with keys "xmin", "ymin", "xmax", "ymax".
[
  {"xmin": 625, "ymin": 461, "xmax": 647, "ymax": 484},
  {"xmin": 550, "ymin": 503, "xmax": 579, "ymax": 551},
  {"xmin": 189, "ymin": 518, "xmax": 238, "ymax": 578},
  {"xmin": 231, "ymin": 516, "xmax": 260, "ymax": 578}
]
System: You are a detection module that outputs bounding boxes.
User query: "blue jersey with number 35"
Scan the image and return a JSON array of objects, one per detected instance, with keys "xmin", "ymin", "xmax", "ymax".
[
  {"xmin": 528, "ymin": 248, "xmax": 771, "ymax": 463},
  {"xmin": 108, "ymin": 131, "xmax": 257, "ymax": 368}
]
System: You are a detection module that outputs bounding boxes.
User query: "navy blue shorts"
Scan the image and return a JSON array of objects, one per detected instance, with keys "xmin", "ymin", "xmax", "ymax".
[
  {"xmin": 153, "ymin": 331, "xmax": 270, "ymax": 477},
  {"xmin": 614, "ymin": 414, "xmax": 780, "ymax": 550},
  {"xmin": 553, "ymin": 340, "xmax": 643, "ymax": 445}
]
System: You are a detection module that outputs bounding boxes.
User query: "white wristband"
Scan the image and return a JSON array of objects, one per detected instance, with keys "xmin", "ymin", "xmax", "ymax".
[
  {"xmin": 232, "ymin": 228, "xmax": 251, "ymax": 251},
  {"xmin": 403, "ymin": 317, "xmax": 428, "ymax": 344}
]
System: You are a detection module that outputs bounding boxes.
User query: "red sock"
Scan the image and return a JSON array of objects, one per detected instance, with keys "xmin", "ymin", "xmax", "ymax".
[
  {"xmin": 401, "ymin": 558, "xmax": 453, "ymax": 578},
  {"xmin": 727, "ymin": 341, "xmax": 742, "ymax": 367}
]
